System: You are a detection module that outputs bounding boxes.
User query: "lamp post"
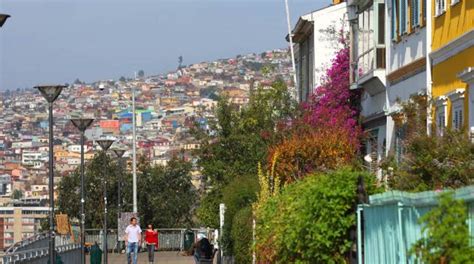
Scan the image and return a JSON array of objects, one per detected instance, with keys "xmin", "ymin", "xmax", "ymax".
[
  {"xmin": 35, "ymin": 85, "xmax": 66, "ymax": 264},
  {"xmin": 132, "ymin": 85, "xmax": 137, "ymax": 213},
  {"xmin": 96, "ymin": 138, "xmax": 114, "ymax": 264},
  {"xmin": 111, "ymin": 147, "xmax": 126, "ymax": 253},
  {"xmin": 0, "ymin": 13, "xmax": 10, "ymax": 28},
  {"xmin": 71, "ymin": 118, "xmax": 94, "ymax": 264}
]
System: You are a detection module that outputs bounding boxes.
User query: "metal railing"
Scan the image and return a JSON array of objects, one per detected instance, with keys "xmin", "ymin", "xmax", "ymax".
[{"xmin": 2, "ymin": 243, "xmax": 81, "ymax": 264}]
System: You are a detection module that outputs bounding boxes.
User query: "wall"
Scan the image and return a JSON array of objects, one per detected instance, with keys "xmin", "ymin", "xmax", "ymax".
[
  {"xmin": 432, "ymin": 47, "xmax": 474, "ymax": 128},
  {"xmin": 432, "ymin": 0, "xmax": 474, "ymax": 51}
]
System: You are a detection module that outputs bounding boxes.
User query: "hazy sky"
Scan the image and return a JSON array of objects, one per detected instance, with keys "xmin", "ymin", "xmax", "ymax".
[{"xmin": 0, "ymin": 0, "xmax": 331, "ymax": 90}]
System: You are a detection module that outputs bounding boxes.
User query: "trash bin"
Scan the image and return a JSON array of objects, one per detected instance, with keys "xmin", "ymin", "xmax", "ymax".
[
  {"xmin": 47, "ymin": 253, "xmax": 63, "ymax": 264},
  {"xmin": 183, "ymin": 230, "xmax": 195, "ymax": 251},
  {"xmin": 90, "ymin": 242, "xmax": 103, "ymax": 264}
]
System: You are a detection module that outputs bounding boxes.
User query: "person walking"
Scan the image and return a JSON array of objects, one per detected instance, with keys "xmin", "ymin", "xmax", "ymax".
[
  {"xmin": 125, "ymin": 217, "xmax": 142, "ymax": 264},
  {"xmin": 144, "ymin": 224, "xmax": 158, "ymax": 264}
]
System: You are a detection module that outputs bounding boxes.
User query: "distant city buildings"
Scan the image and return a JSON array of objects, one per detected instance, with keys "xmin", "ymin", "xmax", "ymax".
[{"xmin": 0, "ymin": 48, "xmax": 293, "ymax": 242}]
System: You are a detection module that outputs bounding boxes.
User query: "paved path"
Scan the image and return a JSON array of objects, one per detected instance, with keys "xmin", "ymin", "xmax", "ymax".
[{"xmin": 86, "ymin": 251, "xmax": 195, "ymax": 264}]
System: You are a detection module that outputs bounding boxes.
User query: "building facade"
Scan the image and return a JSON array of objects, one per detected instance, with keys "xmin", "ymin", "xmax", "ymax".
[
  {"xmin": 431, "ymin": 0, "xmax": 474, "ymax": 134},
  {"xmin": 386, "ymin": 0, "xmax": 428, "ymax": 159},
  {"xmin": 348, "ymin": 0, "xmax": 387, "ymax": 175},
  {"xmin": 289, "ymin": 1, "xmax": 348, "ymax": 102},
  {"xmin": 0, "ymin": 206, "xmax": 49, "ymax": 249}
]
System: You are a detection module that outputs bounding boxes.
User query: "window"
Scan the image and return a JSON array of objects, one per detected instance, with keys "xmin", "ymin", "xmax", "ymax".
[
  {"xmin": 411, "ymin": 0, "xmax": 420, "ymax": 27},
  {"xmin": 451, "ymin": 0, "xmax": 460, "ymax": 6},
  {"xmin": 452, "ymin": 104, "xmax": 464, "ymax": 130},
  {"xmin": 448, "ymin": 89, "xmax": 465, "ymax": 131},
  {"xmin": 400, "ymin": 0, "xmax": 408, "ymax": 34},
  {"xmin": 436, "ymin": 96, "xmax": 448, "ymax": 136},
  {"xmin": 392, "ymin": 0, "xmax": 399, "ymax": 40},
  {"xmin": 436, "ymin": 0, "xmax": 446, "ymax": 16}
]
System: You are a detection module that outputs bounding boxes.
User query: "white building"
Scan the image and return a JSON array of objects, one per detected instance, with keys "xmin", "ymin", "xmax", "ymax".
[
  {"xmin": 348, "ymin": 0, "xmax": 387, "ymax": 175},
  {"xmin": 21, "ymin": 151, "xmax": 48, "ymax": 166},
  {"xmin": 288, "ymin": 1, "xmax": 348, "ymax": 102},
  {"xmin": 385, "ymin": 0, "xmax": 427, "ymax": 158}
]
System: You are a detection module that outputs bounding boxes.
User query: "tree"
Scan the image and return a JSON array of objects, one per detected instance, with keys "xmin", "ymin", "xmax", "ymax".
[
  {"xmin": 194, "ymin": 80, "xmax": 297, "ymax": 257},
  {"xmin": 411, "ymin": 192, "xmax": 474, "ymax": 263},
  {"xmin": 12, "ymin": 189, "xmax": 23, "ymax": 199},
  {"xmin": 119, "ymin": 76, "xmax": 126, "ymax": 82},
  {"xmin": 136, "ymin": 156, "xmax": 196, "ymax": 228},
  {"xmin": 74, "ymin": 78, "xmax": 82, "ymax": 85},
  {"xmin": 58, "ymin": 154, "xmax": 196, "ymax": 229},
  {"xmin": 137, "ymin": 70, "xmax": 145, "ymax": 78},
  {"xmin": 57, "ymin": 152, "xmax": 124, "ymax": 228}
]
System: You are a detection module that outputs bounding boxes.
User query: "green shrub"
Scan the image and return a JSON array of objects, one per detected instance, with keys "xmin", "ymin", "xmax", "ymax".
[
  {"xmin": 196, "ymin": 189, "xmax": 221, "ymax": 228},
  {"xmin": 231, "ymin": 206, "xmax": 253, "ymax": 264},
  {"xmin": 410, "ymin": 192, "xmax": 474, "ymax": 263},
  {"xmin": 255, "ymin": 168, "xmax": 380, "ymax": 263},
  {"xmin": 221, "ymin": 175, "xmax": 258, "ymax": 256}
]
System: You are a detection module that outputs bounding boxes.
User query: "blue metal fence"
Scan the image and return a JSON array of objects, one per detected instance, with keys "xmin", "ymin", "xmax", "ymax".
[{"xmin": 357, "ymin": 186, "xmax": 474, "ymax": 264}]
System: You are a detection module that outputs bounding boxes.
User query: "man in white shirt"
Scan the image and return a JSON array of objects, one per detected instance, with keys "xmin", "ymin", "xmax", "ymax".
[{"xmin": 125, "ymin": 217, "xmax": 142, "ymax": 264}]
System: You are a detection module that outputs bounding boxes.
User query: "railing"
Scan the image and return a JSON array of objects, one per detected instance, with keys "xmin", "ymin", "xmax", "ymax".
[
  {"xmin": 354, "ymin": 46, "xmax": 386, "ymax": 82},
  {"xmin": 1, "ymin": 243, "xmax": 81, "ymax": 264},
  {"xmin": 84, "ymin": 228, "xmax": 215, "ymax": 252},
  {"xmin": 4, "ymin": 232, "xmax": 48, "ymax": 254}
]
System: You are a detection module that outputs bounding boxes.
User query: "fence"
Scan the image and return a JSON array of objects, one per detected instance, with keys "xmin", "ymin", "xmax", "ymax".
[
  {"xmin": 85, "ymin": 228, "xmax": 215, "ymax": 252},
  {"xmin": 357, "ymin": 186, "xmax": 474, "ymax": 264}
]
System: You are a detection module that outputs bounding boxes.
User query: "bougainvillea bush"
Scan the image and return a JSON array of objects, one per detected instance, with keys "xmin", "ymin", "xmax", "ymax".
[
  {"xmin": 254, "ymin": 168, "xmax": 379, "ymax": 263},
  {"xmin": 269, "ymin": 47, "xmax": 361, "ymax": 183}
]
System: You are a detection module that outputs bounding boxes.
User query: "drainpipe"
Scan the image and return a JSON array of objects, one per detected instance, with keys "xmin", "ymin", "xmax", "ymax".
[{"xmin": 426, "ymin": 0, "xmax": 433, "ymax": 136}]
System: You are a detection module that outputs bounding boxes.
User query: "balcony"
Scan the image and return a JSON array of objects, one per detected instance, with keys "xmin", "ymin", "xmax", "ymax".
[{"xmin": 351, "ymin": 46, "xmax": 386, "ymax": 95}]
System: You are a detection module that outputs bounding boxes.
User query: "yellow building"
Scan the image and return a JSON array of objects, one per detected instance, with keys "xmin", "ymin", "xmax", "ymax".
[{"xmin": 431, "ymin": 0, "xmax": 474, "ymax": 134}]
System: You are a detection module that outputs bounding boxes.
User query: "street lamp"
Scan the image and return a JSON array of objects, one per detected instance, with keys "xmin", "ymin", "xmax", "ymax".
[
  {"xmin": 0, "ymin": 14, "xmax": 10, "ymax": 28},
  {"xmin": 96, "ymin": 138, "xmax": 114, "ymax": 264},
  {"xmin": 70, "ymin": 118, "xmax": 94, "ymax": 264},
  {"xmin": 35, "ymin": 85, "xmax": 66, "ymax": 264},
  {"xmin": 111, "ymin": 146, "xmax": 127, "ymax": 253}
]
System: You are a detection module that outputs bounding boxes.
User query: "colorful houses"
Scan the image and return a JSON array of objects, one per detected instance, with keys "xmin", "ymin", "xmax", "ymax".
[{"xmin": 288, "ymin": 0, "xmax": 472, "ymax": 176}]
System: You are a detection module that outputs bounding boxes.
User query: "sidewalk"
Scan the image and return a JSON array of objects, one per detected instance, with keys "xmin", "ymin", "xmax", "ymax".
[{"xmin": 86, "ymin": 251, "xmax": 195, "ymax": 264}]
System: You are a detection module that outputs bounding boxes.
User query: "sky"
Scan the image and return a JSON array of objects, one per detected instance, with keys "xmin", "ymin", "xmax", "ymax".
[{"xmin": 0, "ymin": 0, "xmax": 331, "ymax": 90}]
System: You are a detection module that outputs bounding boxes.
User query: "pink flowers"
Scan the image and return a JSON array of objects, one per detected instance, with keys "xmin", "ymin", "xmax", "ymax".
[{"xmin": 302, "ymin": 47, "xmax": 361, "ymax": 145}]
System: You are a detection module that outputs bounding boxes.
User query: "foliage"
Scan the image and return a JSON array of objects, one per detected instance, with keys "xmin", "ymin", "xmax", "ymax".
[
  {"xmin": 221, "ymin": 175, "xmax": 258, "ymax": 255},
  {"xmin": 195, "ymin": 80, "xmax": 297, "ymax": 257},
  {"xmin": 230, "ymin": 206, "xmax": 253, "ymax": 264},
  {"xmin": 255, "ymin": 168, "xmax": 379, "ymax": 263},
  {"xmin": 253, "ymin": 155, "xmax": 281, "ymax": 214},
  {"xmin": 137, "ymin": 70, "xmax": 145, "ymax": 78},
  {"xmin": 135, "ymin": 156, "xmax": 197, "ymax": 228},
  {"xmin": 12, "ymin": 189, "xmax": 23, "ymax": 199},
  {"xmin": 119, "ymin": 76, "xmax": 126, "ymax": 82},
  {"xmin": 301, "ymin": 47, "xmax": 360, "ymax": 140},
  {"xmin": 410, "ymin": 192, "xmax": 474, "ymax": 263},
  {"xmin": 195, "ymin": 188, "xmax": 221, "ymax": 228},
  {"xmin": 268, "ymin": 47, "xmax": 360, "ymax": 183},
  {"xmin": 58, "ymin": 153, "xmax": 196, "ymax": 229},
  {"xmin": 269, "ymin": 128, "xmax": 358, "ymax": 183},
  {"xmin": 385, "ymin": 95, "xmax": 474, "ymax": 191},
  {"xmin": 57, "ymin": 152, "xmax": 123, "ymax": 228}
]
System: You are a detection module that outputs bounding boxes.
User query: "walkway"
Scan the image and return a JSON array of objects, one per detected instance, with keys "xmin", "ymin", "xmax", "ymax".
[{"xmin": 86, "ymin": 251, "xmax": 196, "ymax": 264}]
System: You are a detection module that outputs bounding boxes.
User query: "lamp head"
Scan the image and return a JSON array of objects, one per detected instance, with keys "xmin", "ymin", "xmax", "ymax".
[{"xmin": 35, "ymin": 85, "xmax": 66, "ymax": 103}]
